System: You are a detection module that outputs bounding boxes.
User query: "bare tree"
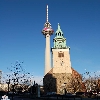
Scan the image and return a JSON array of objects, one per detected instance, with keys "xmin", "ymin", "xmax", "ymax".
[
  {"xmin": 5, "ymin": 61, "xmax": 32, "ymax": 93},
  {"xmin": 69, "ymin": 74, "xmax": 83, "ymax": 93},
  {"xmin": 82, "ymin": 71, "xmax": 100, "ymax": 92}
]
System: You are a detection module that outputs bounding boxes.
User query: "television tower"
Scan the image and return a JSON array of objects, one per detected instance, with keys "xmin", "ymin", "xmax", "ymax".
[{"xmin": 42, "ymin": 5, "xmax": 54, "ymax": 75}]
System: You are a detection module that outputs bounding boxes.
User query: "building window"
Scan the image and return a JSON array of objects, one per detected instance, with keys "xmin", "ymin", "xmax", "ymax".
[
  {"xmin": 58, "ymin": 53, "xmax": 61, "ymax": 57},
  {"xmin": 59, "ymin": 32, "xmax": 61, "ymax": 36},
  {"xmin": 58, "ymin": 52, "xmax": 64, "ymax": 57},
  {"xmin": 62, "ymin": 53, "xmax": 64, "ymax": 57}
]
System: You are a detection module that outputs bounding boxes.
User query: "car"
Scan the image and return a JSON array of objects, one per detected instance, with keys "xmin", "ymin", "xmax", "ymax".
[
  {"xmin": 84, "ymin": 92, "xmax": 93, "ymax": 98},
  {"xmin": 92, "ymin": 92, "xmax": 97, "ymax": 95},
  {"xmin": 66, "ymin": 93, "xmax": 73, "ymax": 96},
  {"xmin": 8, "ymin": 92, "xmax": 13, "ymax": 94},
  {"xmin": 90, "ymin": 91, "xmax": 97, "ymax": 96},
  {"xmin": 46, "ymin": 92, "xmax": 56, "ymax": 96},
  {"xmin": 75, "ymin": 92, "xmax": 85, "ymax": 97},
  {"xmin": 72, "ymin": 93, "xmax": 76, "ymax": 96},
  {"xmin": 97, "ymin": 92, "xmax": 100, "ymax": 97}
]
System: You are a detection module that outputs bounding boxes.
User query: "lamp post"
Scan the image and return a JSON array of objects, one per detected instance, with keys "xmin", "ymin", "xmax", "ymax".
[
  {"xmin": 37, "ymin": 80, "xmax": 42, "ymax": 97},
  {"xmin": 29, "ymin": 75, "xmax": 34, "ymax": 94},
  {"xmin": 30, "ymin": 79, "xmax": 33, "ymax": 94},
  {"xmin": 12, "ymin": 78, "xmax": 18, "ymax": 100},
  {"xmin": 37, "ymin": 84, "xmax": 40, "ymax": 97},
  {"xmin": 7, "ymin": 79, "xmax": 10, "ymax": 94},
  {"xmin": 64, "ymin": 83, "xmax": 67, "ymax": 95}
]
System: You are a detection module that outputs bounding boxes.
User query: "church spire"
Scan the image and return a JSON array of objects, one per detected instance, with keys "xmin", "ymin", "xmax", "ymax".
[
  {"xmin": 52, "ymin": 23, "xmax": 69, "ymax": 49},
  {"xmin": 55, "ymin": 23, "xmax": 63, "ymax": 37},
  {"xmin": 58, "ymin": 23, "xmax": 60, "ymax": 30}
]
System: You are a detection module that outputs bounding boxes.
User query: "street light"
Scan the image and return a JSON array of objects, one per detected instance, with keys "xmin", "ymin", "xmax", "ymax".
[
  {"xmin": 6, "ymin": 79, "xmax": 10, "ymax": 93},
  {"xmin": 11, "ymin": 78, "xmax": 18, "ymax": 100},
  {"xmin": 64, "ymin": 83, "xmax": 67, "ymax": 95},
  {"xmin": 30, "ymin": 79, "xmax": 33, "ymax": 94}
]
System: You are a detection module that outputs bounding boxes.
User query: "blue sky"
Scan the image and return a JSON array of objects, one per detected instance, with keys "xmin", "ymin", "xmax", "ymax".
[{"xmin": 0, "ymin": 0, "xmax": 100, "ymax": 84}]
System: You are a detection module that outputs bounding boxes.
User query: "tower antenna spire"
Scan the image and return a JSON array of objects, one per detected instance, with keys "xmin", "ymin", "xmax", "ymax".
[{"xmin": 46, "ymin": 5, "xmax": 48, "ymax": 22}]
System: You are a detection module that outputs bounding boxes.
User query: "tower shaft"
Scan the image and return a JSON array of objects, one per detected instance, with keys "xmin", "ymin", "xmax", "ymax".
[{"xmin": 45, "ymin": 34, "xmax": 51, "ymax": 75}]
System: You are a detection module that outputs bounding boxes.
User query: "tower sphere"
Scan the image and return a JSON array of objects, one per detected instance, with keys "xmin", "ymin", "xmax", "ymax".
[
  {"xmin": 42, "ymin": 22, "xmax": 54, "ymax": 35},
  {"xmin": 42, "ymin": 5, "xmax": 54, "ymax": 36}
]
